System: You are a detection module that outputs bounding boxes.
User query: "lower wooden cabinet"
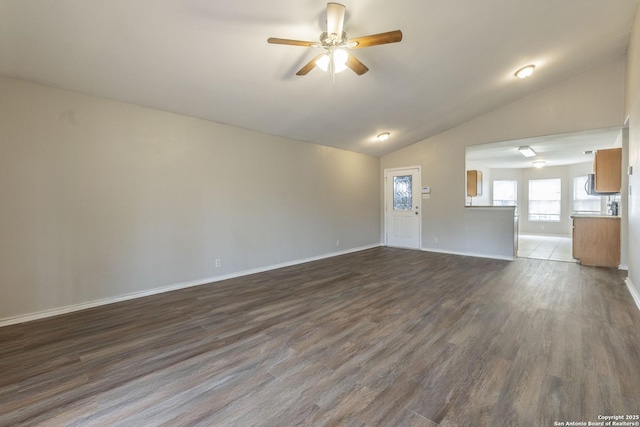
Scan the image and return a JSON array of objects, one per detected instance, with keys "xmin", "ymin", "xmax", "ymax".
[{"xmin": 572, "ymin": 216, "xmax": 620, "ymax": 268}]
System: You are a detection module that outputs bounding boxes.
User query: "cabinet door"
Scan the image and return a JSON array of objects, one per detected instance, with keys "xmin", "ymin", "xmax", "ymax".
[
  {"xmin": 594, "ymin": 148, "xmax": 621, "ymax": 192},
  {"xmin": 573, "ymin": 217, "xmax": 620, "ymax": 267},
  {"xmin": 572, "ymin": 219, "xmax": 581, "ymax": 259},
  {"xmin": 466, "ymin": 170, "xmax": 482, "ymax": 197}
]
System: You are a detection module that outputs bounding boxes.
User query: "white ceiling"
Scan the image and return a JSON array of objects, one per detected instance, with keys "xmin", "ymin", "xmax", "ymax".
[
  {"xmin": 0, "ymin": 0, "xmax": 637, "ymax": 156},
  {"xmin": 465, "ymin": 127, "xmax": 623, "ymax": 169}
]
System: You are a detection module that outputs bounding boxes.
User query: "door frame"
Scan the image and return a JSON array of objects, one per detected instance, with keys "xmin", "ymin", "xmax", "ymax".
[{"xmin": 383, "ymin": 166, "xmax": 422, "ymax": 249}]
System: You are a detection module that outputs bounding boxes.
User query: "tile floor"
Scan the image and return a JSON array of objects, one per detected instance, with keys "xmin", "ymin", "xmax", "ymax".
[{"xmin": 517, "ymin": 234, "xmax": 577, "ymax": 263}]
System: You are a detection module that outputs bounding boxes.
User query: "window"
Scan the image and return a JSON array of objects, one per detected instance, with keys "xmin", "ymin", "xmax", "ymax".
[
  {"xmin": 573, "ymin": 175, "xmax": 600, "ymax": 213},
  {"xmin": 393, "ymin": 175, "xmax": 412, "ymax": 211},
  {"xmin": 528, "ymin": 178, "xmax": 561, "ymax": 221},
  {"xmin": 493, "ymin": 180, "xmax": 517, "ymax": 206}
]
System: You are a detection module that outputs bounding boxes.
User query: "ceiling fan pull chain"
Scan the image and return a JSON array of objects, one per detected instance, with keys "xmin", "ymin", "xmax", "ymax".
[{"xmin": 329, "ymin": 52, "xmax": 336, "ymax": 84}]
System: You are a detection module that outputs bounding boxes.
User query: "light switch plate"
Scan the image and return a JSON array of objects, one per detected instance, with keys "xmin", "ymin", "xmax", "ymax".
[{"xmin": 628, "ymin": 166, "xmax": 633, "ymax": 175}]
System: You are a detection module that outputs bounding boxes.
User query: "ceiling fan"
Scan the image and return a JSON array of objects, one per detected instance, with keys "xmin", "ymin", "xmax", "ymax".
[{"xmin": 267, "ymin": 2, "xmax": 402, "ymax": 78}]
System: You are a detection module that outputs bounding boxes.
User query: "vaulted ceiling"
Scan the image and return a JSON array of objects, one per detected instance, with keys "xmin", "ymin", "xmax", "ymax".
[{"xmin": 1, "ymin": 0, "xmax": 638, "ymax": 156}]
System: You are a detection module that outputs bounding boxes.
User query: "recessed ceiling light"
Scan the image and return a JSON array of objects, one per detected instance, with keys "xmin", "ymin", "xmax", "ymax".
[
  {"xmin": 532, "ymin": 160, "xmax": 545, "ymax": 168},
  {"xmin": 515, "ymin": 64, "xmax": 535, "ymax": 79},
  {"xmin": 377, "ymin": 132, "xmax": 390, "ymax": 142},
  {"xmin": 518, "ymin": 146, "xmax": 536, "ymax": 157}
]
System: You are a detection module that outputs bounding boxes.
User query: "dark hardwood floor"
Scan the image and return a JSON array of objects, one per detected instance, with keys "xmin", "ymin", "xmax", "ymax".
[{"xmin": 1, "ymin": 247, "xmax": 639, "ymax": 426}]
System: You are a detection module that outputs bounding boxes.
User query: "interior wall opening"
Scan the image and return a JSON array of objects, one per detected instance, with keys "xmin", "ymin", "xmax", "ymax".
[{"xmin": 465, "ymin": 127, "xmax": 624, "ymax": 263}]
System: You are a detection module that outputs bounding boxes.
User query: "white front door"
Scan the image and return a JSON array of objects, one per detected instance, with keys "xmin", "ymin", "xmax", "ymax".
[{"xmin": 384, "ymin": 167, "xmax": 421, "ymax": 249}]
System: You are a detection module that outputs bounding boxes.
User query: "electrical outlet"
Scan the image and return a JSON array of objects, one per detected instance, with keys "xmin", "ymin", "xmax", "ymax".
[
  {"xmin": 336, "ymin": 240, "xmax": 340, "ymax": 246},
  {"xmin": 215, "ymin": 259, "xmax": 221, "ymax": 268},
  {"xmin": 434, "ymin": 237, "xmax": 439, "ymax": 244}
]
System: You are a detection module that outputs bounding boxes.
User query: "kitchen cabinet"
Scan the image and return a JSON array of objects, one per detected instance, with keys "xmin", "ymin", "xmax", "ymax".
[
  {"xmin": 466, "ymin": 170, "xmax": 482, "ymax": 197},
  {"xmin": 594, "ymin": 148, "xmax": 621, "ymax": 193},
  {"xmin": 572, "ymin": 215, "xmax": 620, "ymax": 268}
]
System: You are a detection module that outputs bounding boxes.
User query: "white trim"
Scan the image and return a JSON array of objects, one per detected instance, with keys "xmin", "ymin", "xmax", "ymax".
[
  {"xmin": 383, "ymin": 165, "xmax": 422, "ymax": 173},
  {"xmin": 422, "ymin": 247, "xmax": 515, "ymax": 262},
  {"xmin": 0, "ymin": 244, "xmax": 381, "ymax": 328},
  {"xmin": 465, "ymin": 206, "xmax": 516, "ymax": 211},
  {"xmin": 625, "ymin": 277, "xmax": 640, "ymax": 313}
]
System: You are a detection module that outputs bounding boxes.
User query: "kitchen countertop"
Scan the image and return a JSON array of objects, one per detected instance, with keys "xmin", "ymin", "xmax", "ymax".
[
  {"xmin": 571, "ymin": 213, "xmax": 621, "ymax": 219},
  {"xmin": 465, "ymin": 206, "xmax": 516, "ymax": 210}
]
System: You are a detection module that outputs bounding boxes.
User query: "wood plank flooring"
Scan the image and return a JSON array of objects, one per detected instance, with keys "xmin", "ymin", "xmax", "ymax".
[{"xmin": 1, "ymin": 247, "xmax": 639, "ymax": 426}]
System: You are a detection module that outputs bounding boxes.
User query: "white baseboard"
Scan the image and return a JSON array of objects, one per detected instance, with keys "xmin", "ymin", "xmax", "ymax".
[
  {"xmin": 619, "ymin": 264, "xmax": 629, "ymax": 271},
  {"xmin": 0, "ymin": 243, "xmax": 381, "ymax": 328},
  {"xmin": 422, "ymin": 247, "xmax": 515, "ymax": 262},
  {"xmin": 625, "ymin": 277, "xmax": 640, "ymax": 313}
]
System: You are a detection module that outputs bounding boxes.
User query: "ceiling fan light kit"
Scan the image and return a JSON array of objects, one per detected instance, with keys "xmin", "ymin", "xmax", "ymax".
[
  {"xmin": 316, "ymin": 48, "xmax": 349, "ymax": 73},
  {"xmin": 267, "ymin": 2, "xmax": 402, "ymax": 78}
]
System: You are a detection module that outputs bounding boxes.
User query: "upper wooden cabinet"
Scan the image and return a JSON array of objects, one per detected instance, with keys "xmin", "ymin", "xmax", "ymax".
[
  {"xmin": 466, "ymin": 170, "xmax": 482, "ymax": 197},
  {"xmin": 594, "ymin": 147, "xmax": 622, "ymax": 193}
]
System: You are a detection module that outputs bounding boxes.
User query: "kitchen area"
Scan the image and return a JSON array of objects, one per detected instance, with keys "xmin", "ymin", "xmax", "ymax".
[
  {"xmin": 571, "ymin": 147, "xmax": 623, "ymax": 268},
  {"xmin": 465, "ymin": 127, "xmax": 628, "ymax": 268}
]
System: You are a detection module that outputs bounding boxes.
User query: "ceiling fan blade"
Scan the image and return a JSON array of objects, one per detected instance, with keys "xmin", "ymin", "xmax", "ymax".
[
  {"xmin": 267, "ymin": 37, "xmax": 317, "ymax": 47},
  {"xmin": 326, "ymin": 3, "xmax": 346, "ymax": 40},
  {"xmin": 346, "ymin": 54, "xmax": 369, "ymax": 75},
  {"xmin": 296, "ymin": 54, "xmax": 325, "ymax": 76},
  {"xmin": 348, "ymin": 30, "xmax": 403, "ymax": 48}
]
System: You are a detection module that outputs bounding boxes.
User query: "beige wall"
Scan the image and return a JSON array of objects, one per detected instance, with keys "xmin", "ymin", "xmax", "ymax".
[
  {"xmin": 2, "ymin": 22, "xmax": 638, "ymax": 323},
  {"xmin": 0, "ymin": 77, "xmax": 381, "ymax": 322},
  {"xmin": 382, "ymin": 58, "xmax": 626, "ymax": 257},
  {"xmin": 625, "ymin": 4, "xmax": 640, "ymax": 300}
]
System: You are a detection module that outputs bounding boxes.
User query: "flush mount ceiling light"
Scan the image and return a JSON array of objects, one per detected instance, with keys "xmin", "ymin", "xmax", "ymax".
[
  {"xmin": 515, "ymin": 64, "xmax": 535, "ymax": 79},
  {"xmin": 518, "ymin": 146, "xmax": 536, "ymax": 157},
  {"xmin": 377, "ymin": 132, "xmax": 390, "ymax": 142},
  {"xmin": 532, "ymin": 161, "xmax": 546, "ymax": 168}
]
